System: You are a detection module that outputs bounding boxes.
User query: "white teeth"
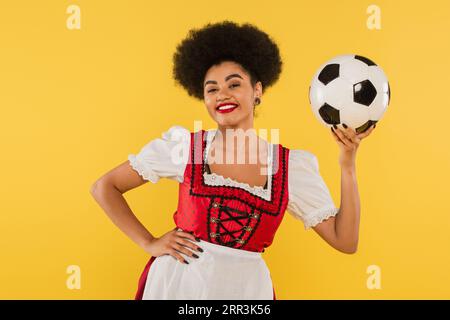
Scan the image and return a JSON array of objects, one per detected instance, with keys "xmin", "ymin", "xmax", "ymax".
[{"xmin": 217, "ymin": 104, "xmax": 237, "ymax": 110}]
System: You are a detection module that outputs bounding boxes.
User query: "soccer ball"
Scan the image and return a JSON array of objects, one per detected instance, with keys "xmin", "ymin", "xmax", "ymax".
[{"xmin": 309, "ymin": 54, "xmax": 390, "ymax": 134}]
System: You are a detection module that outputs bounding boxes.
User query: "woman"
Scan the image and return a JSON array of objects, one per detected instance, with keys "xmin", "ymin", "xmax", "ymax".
[{"xmin": 90, "ymin": 21, "xmax": 375, "ymax": 300}]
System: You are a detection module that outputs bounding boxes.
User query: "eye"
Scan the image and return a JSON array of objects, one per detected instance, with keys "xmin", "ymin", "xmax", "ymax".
[{"xmin": 207, "ymin": 83, "xmax": 240, "ymax": 93}]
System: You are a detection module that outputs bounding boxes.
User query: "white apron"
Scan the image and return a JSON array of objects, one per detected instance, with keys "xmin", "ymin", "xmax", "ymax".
[{"xmin": 142, "ymin": 229, "xmax": 274, "ymax": 300}]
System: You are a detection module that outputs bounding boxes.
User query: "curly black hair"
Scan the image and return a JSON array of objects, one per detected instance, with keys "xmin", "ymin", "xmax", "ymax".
[{"xmin": 172, "ymin": 20, "xmax": 283, "ymax": 101}]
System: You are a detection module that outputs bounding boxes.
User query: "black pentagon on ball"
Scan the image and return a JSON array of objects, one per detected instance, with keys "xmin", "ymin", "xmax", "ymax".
[
  {"xmin": 353, "ymin": 80, "xmax": 377, "ymax": 106},
  {"xmin": 356, "ymin": 120, "xmax": 377, "ymax": 134},
  {"xmin": 319, "ymin": 103, "xmax": 340, "ymax": 125},
  {"xmin": 355, "ymin": 55, "xmax": 377, "ymax": 66},
  {"xmin": 318, "ymin": 64, "xmax": 340, "ymax": 85}
]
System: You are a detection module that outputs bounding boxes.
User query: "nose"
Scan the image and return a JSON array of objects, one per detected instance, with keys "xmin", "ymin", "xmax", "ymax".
[{"xmin": 216, "ymin": 85, "xmax": 232, "ymax": 100}]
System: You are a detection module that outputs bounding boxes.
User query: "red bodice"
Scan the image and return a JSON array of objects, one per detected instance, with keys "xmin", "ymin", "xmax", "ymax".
[{"xmin": 173, "ymin": 129, "xmax": 290, "ymax": 253}]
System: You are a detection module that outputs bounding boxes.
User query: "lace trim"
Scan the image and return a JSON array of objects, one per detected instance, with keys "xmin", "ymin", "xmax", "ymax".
[
  {"xmin": 203, "ymin": 172, "xmax": 271, "ymax": 201},
  {"xmin": 303, "ymin": 206, "xmax": 340, "ymax": 230},
  {"xmin": 128, "ymin": 154, "xmax": 159, "ymax": 183},
  {"xmin": 202, "ymin": 129, "xmax": 273, "ymax": 201}
]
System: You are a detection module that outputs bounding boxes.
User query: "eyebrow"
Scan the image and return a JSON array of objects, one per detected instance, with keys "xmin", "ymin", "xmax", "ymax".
[{"xmin": 204, "ymin": 73, "xmax": 243, "ymax": 87}]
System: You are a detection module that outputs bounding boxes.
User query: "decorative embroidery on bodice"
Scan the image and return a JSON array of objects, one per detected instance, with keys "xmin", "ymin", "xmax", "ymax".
[{"xmin": 175, "ymin": 129, "xmax": 290, "ymax": 252}]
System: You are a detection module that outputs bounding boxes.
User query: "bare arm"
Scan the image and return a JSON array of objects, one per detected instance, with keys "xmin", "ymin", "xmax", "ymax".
[
  {"xmin": 90, "ymin": 160, "xmax": 203, "ymax": 263},
  {"xmin": 312, "ymin": 166, "xmax": 360, "ymax": 254},
  {"xmin": 90, "ymin": 160, "xmax": 155, "ymax": 249},
  {"xmin": 310, "ymin": 123, "xmax": 376, "ymax": 254}
]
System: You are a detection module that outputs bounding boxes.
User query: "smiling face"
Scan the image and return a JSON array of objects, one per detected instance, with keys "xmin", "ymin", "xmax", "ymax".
[{"xmin": 203, "ymin": 61, "xmax": 262, "ymax": 129}]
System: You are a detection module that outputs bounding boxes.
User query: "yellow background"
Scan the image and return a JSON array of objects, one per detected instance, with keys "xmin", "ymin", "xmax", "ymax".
[{"xmin": 1, "ymin": 0, "xmax": 449, "ymax": 299}]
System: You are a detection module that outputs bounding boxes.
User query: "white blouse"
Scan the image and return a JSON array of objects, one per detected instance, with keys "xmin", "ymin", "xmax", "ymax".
[{"xmin": 128, "ymin": 125, "xmax": 339, "ymax": 230}]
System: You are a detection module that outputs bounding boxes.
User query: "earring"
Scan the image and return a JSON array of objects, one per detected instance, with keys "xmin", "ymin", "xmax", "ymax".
[{"xmin": 254, "ymin": 97, "xmax": 261, "ymax": 106}]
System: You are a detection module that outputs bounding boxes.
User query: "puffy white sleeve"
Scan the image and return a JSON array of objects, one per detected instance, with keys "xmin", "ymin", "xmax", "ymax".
[
  {"xmin": 287, "ymin": 149, "xmax": 340, "ymax": 230},
  {"xmin": 127, "ymin": 125, "xmax": 191, "ymax": 184}
]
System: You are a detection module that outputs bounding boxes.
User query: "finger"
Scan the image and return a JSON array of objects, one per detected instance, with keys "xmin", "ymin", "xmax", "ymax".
[
  {"xmin": 173, "ymin": 243, "xmax": 199, "ymax": 259},
  {"xmin": 331, "ymin": 127, "xmax": 346, "ymax": 148},
  {"xmin": 357, "ymin": 124, "xmax": 375, "ymax": 139},
  {"xmin": 346, "ymin": 130, "xmax": 361, "ymax": 145},
  {"xmin": 340, "ymin": 128, "xmax": 360, "ymax": 146},
  {"xmin": 176, "ymin": 230, "xmax": 200, "ymax": 243},
  {"xmin": 177, "ymin": 238, "xmax": 204, "ymax": 253},
  {"xmin": 332, "ymin": 126, "xmax": 353, "ymax": 147},
  {"xmin": 169, "ymin": 249, "xmax": 189, "ymax": 264},
  {"xmin": 338, "ymin": 123, "xmax": 359, "ymax": 147},
  {"xmin": 341, "ymin": 123, "xmax": 358, "ymax": 143}
]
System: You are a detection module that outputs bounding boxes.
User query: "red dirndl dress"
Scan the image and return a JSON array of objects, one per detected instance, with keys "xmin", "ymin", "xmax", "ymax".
[{"xmin": 134, "ymin": 128, "xmax": 290, "ymax": 300}]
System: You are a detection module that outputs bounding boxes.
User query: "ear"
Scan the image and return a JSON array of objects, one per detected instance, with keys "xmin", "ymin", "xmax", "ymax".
[{"xmin": 254, "ymin": 81, "xmax": 263, "ymax": 98}]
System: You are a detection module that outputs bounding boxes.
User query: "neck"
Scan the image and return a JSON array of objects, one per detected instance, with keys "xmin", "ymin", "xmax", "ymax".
[
  {"xmin": 212, "ymin": 117, "xmax": 264, "ymax": 162},
  {"xmin": 216, "ymin": 113, "xmax": 255, "ymax": 140}
]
